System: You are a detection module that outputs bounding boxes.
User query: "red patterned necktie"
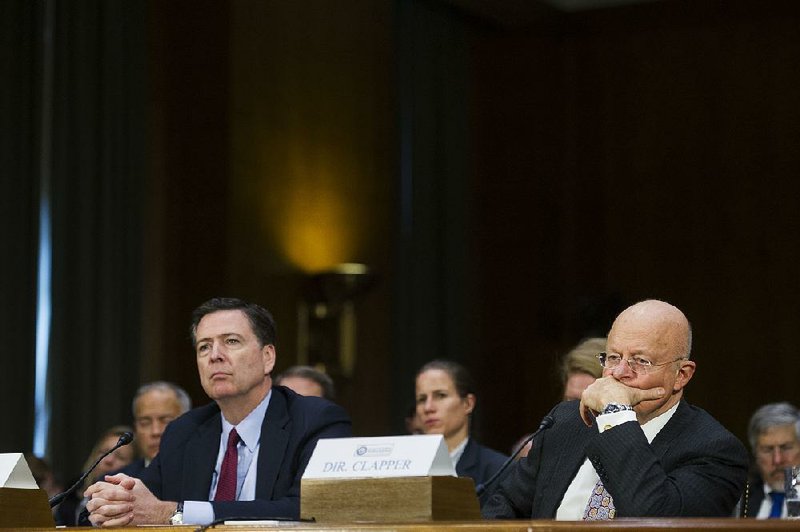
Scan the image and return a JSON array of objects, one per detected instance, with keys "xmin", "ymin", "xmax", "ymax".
[
  {"xmin": 583, "ymin": 479, "xmax": 616, "ymax": 520},
  {"xmin": 214, "ymin": 428, "xmax": 240, "ymax": 501}
]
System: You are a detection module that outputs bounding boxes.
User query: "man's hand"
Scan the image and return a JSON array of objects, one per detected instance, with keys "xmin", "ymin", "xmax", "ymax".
[
  {"xmin": 579, "ymin": 377, "xmax": 665, "ymax": 426},
  {"xmin": 85, "ymin": 473, "xmax": 176, "ymax": 527}
]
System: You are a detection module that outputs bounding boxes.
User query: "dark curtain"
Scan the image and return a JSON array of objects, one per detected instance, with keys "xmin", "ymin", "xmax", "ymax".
[
  {"xmin": 42, "ymin": 0, "xmax": 146, "ymax": 482},
  {"xmin": 0, "ymin": 1, "xmax": 41, "ymax": 455},
  {"xmin": 391, "ymin": 0, "xmax": 475, "ymax": 431}
]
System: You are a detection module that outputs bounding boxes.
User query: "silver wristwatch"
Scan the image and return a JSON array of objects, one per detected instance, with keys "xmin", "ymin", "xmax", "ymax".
[
  {"xmin": 601, "ymin": 402, "xmax": 634, "ymax": 415},
  {"xmin": 170, "ymin": 501, "xmax": 184, "ymax": 525}
]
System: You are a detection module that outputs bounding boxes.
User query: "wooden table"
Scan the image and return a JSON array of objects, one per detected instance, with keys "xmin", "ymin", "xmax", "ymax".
[{"xmin": 3, "ymin": 518, "xmax": 799, "ymax": 532}]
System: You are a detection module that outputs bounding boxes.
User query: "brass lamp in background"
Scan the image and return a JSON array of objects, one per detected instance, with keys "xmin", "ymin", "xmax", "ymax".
[{"xmin": 297, "ymin": 263, "xmax": 376, "ymax": 378}]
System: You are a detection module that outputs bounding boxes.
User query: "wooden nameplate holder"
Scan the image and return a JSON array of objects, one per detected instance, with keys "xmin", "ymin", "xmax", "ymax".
[
  {"xmin": 0, "ymin": 487, "xmax": 55, "ymax": 528},
  {"xmin": 301, "ymin": 475, "xmax": 481, "ymax": 522}
]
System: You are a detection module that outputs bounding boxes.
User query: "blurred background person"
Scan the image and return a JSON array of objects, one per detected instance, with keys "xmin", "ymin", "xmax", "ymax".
[
  {"xmin": 740, "ymin": 402, "xmax": 800, "ymax": 518},
  {"xmin": 415, "ymin": 360, "xmax": 507, "ymax": 491},
  {"xmin": 54, "ymin": 425, "xmax": 134, "ymax": 526},
  {"xmin": 118, "ymin": 381, "xmax": 192, "ymax": 477},
  {"xmin": 275, "ymin": 365, "xmax": 335, "ymax": 400},
  {"xmin": 513, "ymin": 337, "xmax": 608, "ymax": 459},
  {"xmin": 404, "ymin": 402, "xmax": 423, "ymax": 434},
  {"xmin": 25, "ymin": 452, "xmax": 63, "ymax": 500},
  {"xmin": 560, "ymin": 337, "xmax": 605, "ymax": 401}
]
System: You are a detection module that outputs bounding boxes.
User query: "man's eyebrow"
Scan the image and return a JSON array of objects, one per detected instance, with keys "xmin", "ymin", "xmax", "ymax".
[
  {"xmin": 608, "ymin": 348, "xmax": 646, "ymax": 356},
  {"xmin": 197, "ymin": 332, "xmax": 242, "ymax": 342}
]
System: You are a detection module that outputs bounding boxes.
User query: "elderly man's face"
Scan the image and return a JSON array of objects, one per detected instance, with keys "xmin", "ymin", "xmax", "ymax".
[
  {"xmin": 755, "ymin": 424, "xmax": 800, "ymax": 491},
  {"xmin": 604, "ymin": 302, "xmax": 694, "ymax": 424},
  {"xmin": 134, "ymin": 389, "xmax": 183, "ymax": 461},
  {"xmin": 195, "ymin": 309, "xmax": 275, "ymax": 405}
]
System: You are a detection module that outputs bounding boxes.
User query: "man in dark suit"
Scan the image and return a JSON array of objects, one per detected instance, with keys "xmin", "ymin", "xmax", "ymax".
[
  {"xmin": 85, "ymin": 297, "xmax": 352, "ymax": 526},
  {"xmin": 483, "ymin": 299, "xmax": 748, "ymax": 519},
  {"xmin": 740, "ymin": 402, "xmax": 800, "ymax": 518}
]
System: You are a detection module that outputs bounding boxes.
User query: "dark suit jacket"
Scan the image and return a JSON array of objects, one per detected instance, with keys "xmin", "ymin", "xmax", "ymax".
[
  {"xmin": 739, "ymin": 475, "xmax": 766, "ymax": 518},
  {"xmin": 456, "ymin": 438, "xmax": 507, "ymax": 486},
  {"xmin": 115, "ymin": 458, "xmax": 147, "ymax": 478},
  {"xmin": 139, "ymin": 385, "xmax": 352, "ymax": 520},
  {"xmin": 457, "ymin": 438, "xmax": 508, "ymax": 506},
  {"xmin": 483, "ymin": 399, "xmax": 748, "ymax": 519}
]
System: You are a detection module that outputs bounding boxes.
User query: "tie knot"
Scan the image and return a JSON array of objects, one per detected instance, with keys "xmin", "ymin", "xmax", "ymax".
[
  {"xmin": 227, "ymin": 427, "xmax": 240, "ymax": 448},
  {"xmin": 771, "ymin": 491, "xmax": 786, "ymax": 503}
]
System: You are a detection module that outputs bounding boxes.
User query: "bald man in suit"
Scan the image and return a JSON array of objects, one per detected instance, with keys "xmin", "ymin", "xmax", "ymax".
[{"xmin": 483, "ymin": 299, "xmax": 748, "ymax": 519}]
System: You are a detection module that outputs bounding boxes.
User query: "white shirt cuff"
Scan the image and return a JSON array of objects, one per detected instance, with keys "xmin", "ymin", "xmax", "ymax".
[
  {"xmin": 595, "ymin": 409, "xmax": 636, "ymax": 433},
  {"xmin": 182, "ymin": 500, "xmax": 214, "ymax": 525}
]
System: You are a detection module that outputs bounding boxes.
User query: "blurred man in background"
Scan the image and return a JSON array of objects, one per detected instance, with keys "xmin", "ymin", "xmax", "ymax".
[
  {"xmin": 740, "ymin": 402, "xmax": 800, "ymax": 518},
  {"xmin": 118, "ymin": 381, "xmax": 192, "ymax": 477}
]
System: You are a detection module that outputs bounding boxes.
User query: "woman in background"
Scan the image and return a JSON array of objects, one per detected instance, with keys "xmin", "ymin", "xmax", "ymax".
[
  {"xmin": 55, "ymin": 425, "xmax": 134, "ymax": 526},
  {"xmin": 560, "ymin": 337, "xmax": 605, "ymax": 401},
  {"xmin": 415, "ymin": 360, "xmax": 506, "ymax": 490}
]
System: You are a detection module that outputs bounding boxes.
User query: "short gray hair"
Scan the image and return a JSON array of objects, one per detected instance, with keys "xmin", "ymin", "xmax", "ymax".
[
  {"xmin": 747, "ymin": 401, "xmax": 800, "ymax": 450},
  {"xmin": 132, "ymin": 381, "xmax": 192, "ymax": 416},
  {"xmin": 275, "ymin": 366, "xmax": 335, "ymax": 400}
]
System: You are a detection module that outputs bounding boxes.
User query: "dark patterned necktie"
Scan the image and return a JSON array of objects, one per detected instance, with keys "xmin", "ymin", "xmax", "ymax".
[
  {"xmin": 214, "ymin": 428, "xmax": 240, "ymax": 501},
  {"xmin": 769, "ymin": 491, "xmax": 785, "ymax": 519},
  {"xmin": 583, "ymin": 479, "xmax": 616, "ymax": 520}
]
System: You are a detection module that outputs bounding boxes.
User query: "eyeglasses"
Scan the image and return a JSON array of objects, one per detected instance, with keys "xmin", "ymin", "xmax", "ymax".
[{"xmin": 596, "ymin": 352, "xmax": 687, "ymax": 375}]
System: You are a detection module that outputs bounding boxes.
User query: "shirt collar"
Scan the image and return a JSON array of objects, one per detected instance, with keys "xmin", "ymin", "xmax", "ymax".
[
  {"xmin": 641, "ymin": 401, "xmax": 679, "ymax": 443},
  {"xmin": 450, "ymin": 436, "xmax": 469, "ymax": 466},
  {"xmin": 220, "ymin": 389, "xmax": 272, "ymax": 452}
]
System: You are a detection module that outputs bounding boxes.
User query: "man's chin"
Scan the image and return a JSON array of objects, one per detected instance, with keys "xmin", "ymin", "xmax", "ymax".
[{"xmin": 766, "ymin": 472, "xmax": 788, "ymax": 491}]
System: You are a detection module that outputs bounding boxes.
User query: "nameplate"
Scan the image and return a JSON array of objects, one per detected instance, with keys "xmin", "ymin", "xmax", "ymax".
[
  {"xmin": 0, "ymin": 453, "xmax": 38, "ymax": 489},
  {"xmin": 303, "ymin": 435, "xmax": 455, "ymax": 479}
]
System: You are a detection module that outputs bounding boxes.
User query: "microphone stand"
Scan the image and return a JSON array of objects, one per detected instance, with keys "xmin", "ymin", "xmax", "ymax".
[{"xmin": 475, "ymin": 415, "xmax": 554, "ymax": 497}]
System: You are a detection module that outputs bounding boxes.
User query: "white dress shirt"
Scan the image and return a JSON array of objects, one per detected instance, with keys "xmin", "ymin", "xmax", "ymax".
[
  {"xmin": 450, "ymin": 437, "xmax": 469, "ymax": 468},
  {"xmin": 183, "ymin": 390, "xmax": 272, "ymax": 525},
  {"xmin": 756, "ymin": 483, "xmax": 786, "ymax": 519},
  {"xmin": 555, "ymin": 402, "xmax": 679, "ymax": 520}
]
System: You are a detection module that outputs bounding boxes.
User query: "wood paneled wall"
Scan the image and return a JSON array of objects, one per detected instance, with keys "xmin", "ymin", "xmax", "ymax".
[
  {"xmin": 469, "ymin": 0, "xmax": 800, "ymax": 451},
  {"xmin": 144, "ymin": 0, "xmax": 800, "ymax": 455}
]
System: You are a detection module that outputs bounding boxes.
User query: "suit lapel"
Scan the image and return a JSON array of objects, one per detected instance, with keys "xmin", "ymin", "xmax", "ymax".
[
  {"xmin": 650, "ymin": 400, "xmax": 692, "ymax": 458},
  {"xmin": 256, "ymin": 389, "xmax": 291, "ymax": 498},
  {"xmin": 182, "ymin": 410, "xmax": 222, "ymax": 500},
  {"xmin": 455, "ymin": 438, "xmax": 478, "ymax": 478},
  {"xmin": 537, "ymin": 406, "xmax": 593, "ymax": 516}
]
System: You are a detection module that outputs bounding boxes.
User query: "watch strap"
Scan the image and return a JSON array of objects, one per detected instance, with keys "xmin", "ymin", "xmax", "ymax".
[
  {"xmin": 170, "ymin": 501, "xmax": 184, "ymax": 525},
  {"xmin": 601, "ymin": 402, "xmax": 634, "ymax": 415}
]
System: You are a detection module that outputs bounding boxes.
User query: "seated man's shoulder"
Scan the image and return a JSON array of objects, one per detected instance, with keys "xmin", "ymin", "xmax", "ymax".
[
  {"xmin": 547, "ymin": 399, "xmax": 584, "ymax": 428},
  {"xmin": 680, "ymin": 403, "xmax": 745, "ymax": 445},
  {"xmin": 162, "ymin": 402, "xmax": 219, "ymax": 438},
  {"xmin": 276, "ymin": 385, "xmax": 351, "ymax": 427},
  {"xmin": 113, "ymin": 458, "xmax": 147, "ymax": 478},
  {"xmin": 476, "ymin": 442, "xmax": 509, "ymax": 477},
  {"xmin": 475, "ymin": 441, "xmax": 508, "ymax": 464}
]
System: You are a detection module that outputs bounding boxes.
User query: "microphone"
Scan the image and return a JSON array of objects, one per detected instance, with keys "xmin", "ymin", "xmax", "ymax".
[
  {"xmin": 475, "ymin": 415, "xmax": 554, "ymax": 497},
  {"xmin": 49, "ymin": 431, "xmax": 134, "ymax": 508}
]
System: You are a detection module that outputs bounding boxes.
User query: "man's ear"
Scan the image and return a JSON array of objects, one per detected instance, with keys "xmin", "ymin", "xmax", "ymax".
[
  {"xmin": 262, "ymin": 344, "xmax": 276, "ymax": 375},
  {"xmin": 673, "ymin": 359, "xmax": 696, "ymax": 391}
]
